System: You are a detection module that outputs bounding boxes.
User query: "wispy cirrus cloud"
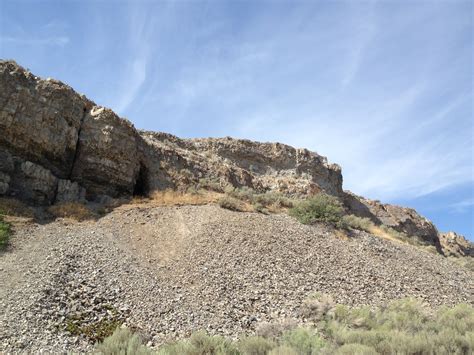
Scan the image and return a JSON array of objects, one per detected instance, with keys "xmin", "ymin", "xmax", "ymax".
[
  {"xmin": 448, "ymin": 198, "xmax": 474, "ymax": 213},
  {"xmin": 0, "ymin": 35, "xmax": 69, "ymax": 46}
]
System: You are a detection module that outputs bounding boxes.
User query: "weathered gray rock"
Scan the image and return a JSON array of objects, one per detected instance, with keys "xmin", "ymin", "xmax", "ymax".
[
  {"xmin": 70, "ymin": 106, "xmax": 141, "ymax": 198},
  {"xmin": 56, "ymin": 179, "xmax": 86, "ymax": 203},
  {"xmin": 0, "ymin": 172, "xmax": 10, "ymax": 194},
  {"xmin": 0, "ymin": 60, "xmax": 90, "ymax": 178},
  {"xmin": 439, "ymin": 232, "xmax": 474, "ymax": 258},
  {"xmin": 140, "ymin": 132, "xmax": 343, "ymax": 196},
  {"xmin": 348, "ymin": 195, "xmax": 440, "ymax": 247},
  {"xmin": 0, "ymin": 60, "xmax": 141, "ymax": 203},
  {"xmin": 12, "ymin": 161, "xmax": 58, "ymax": 204}
]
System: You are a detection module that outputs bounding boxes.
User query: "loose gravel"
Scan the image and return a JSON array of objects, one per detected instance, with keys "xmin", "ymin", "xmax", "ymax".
[{"xmin": 0, "ymin": 204, "xmax": 472, "ymax": 353}]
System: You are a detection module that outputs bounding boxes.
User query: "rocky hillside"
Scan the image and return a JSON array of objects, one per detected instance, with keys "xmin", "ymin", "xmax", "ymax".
[
  {"xmin": 1, "ymin": 60, "xmax": 466, "ymax": 251},
  {"xmin": 0, "ymin": 59, "xmax": 473, "ymax": 353},
  {"xmin": 1, "ymin": 203, "xmax": 472, "ymax": 353}
]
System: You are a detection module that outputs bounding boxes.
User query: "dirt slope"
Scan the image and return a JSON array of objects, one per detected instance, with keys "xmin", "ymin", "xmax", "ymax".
[{"xmin": 0, "ymin": 204, "xmax": 472, "ymax": 353}]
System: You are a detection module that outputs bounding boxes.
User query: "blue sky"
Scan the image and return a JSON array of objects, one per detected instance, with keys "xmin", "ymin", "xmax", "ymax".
[{"xmin": 1, "ymin": 0, "xmax": 473, "ymax": 238}]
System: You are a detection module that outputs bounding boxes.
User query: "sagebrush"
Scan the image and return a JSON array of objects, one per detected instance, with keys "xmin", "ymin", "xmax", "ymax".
[
  {"xmin": 289, "ymin": 193, "xmax": 344, "ymax": 226},
  {"xmin": 97, "ymin": 298, "xmax": 474, "ymax": 354}
]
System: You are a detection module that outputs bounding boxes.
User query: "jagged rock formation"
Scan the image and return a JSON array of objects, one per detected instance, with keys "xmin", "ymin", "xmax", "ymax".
[
  {"xmin": 0, "ymin": 59, "xmax": 469, "ymax": 251},
  {"xmin": 439, "ymin": 231, "xmax": 474, "ymax": 258},
  {"xmin": 0, "ymin": 60, "xmax": 343, "ymax": 204},
  {"xmin": 343, "ymin": 192, "xmax": 441, "ymax": 248},
  {"xmin": 140, "ymin": 132, "xmax": 343, "ymax": 195}
]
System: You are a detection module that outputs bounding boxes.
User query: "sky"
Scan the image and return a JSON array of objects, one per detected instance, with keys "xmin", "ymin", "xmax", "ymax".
[{"xmin": 1, "ymin": 0, "xmax": 473, "ymax": 238}]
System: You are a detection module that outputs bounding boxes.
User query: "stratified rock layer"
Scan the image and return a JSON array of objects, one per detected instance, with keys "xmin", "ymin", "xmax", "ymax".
[
  {"xmin": 70, "ymin": 106, "xmax": 141, "ymax": 198},
  {"xmin": 0, "ymin": 61, "xmax": 89, "ymax": 178},
  {"xmin": 140, "ymin": 132, "xmax": 343, "ymax": 196},
  {"xmin": 0, "ymin": 60, "xmax": 343, "ymax": 204}
]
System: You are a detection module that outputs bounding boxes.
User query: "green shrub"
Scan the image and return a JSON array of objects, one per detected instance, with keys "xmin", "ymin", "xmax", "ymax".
[
  {"xmin": 332, "ymin": 304, "xmax": 376, "ymax": 330},
  {"xmin": 159, "ymin": 331, "xmax": 239, "ymax": 355},
  {"xmin": 436, "ymin": 303, "xmax": 474, "ymax": 334},
  {"xmin": 95, "ymin": 327, "xmax": 151, "ymax": 354},
  {"xmin": 255, "ymin": 320, "xmax": 298, "ymax": 340},
  {"xmin": 67, "ymin": 317, "xmax": 122, "ymax": 343},
  {"xmin": 226, "ymin": 187, "xmax": 294, "ymax": 212},
  {"xmin": 253, "ymin": 203, "xmax": 268, "ymax": 214},
  {"xmin": 289, "ymin": 194, "xmax": 344, "ymax": 226},
  {"xmin": 197, "ymin": 178, "xmax": 225, "ymax": 193},
  {"xmin": 0, "ymin": 214, "xmax": 11, "ymax": 251},
  {"xmin": 300, "ymin": 293, "xmax": 336, "ymax": 323},
  {"xmin": 238, "ymin": 336, "xmax": 275, "ymax": 355},
  {"xmin": 341, "ymin": 215, "xmax": 374, "ymax": 232},
  {"xmin": 281, "ymin": 328, "xmax": 326, "ymax": 355},
  {"xmin": 268, "ymin": 346, "xmax": 299, "ymax": 355},
  {"xmin": 252, "ymin": 192, "xmax": 294, "ymax": 209},
  {"xmin": 334, "ymin": 343, "xmax": 378, "ymax": 355},
  {"xmin": 327, "ymin": 299, "xmax": 474, "ymax": 355},
  {"xmin": 378, "ymin": 298, "xmax": 430, "ymax": 332},
  {"xmin": 228, "ymin": 187, "xmax": 255, "ymax": 202}
]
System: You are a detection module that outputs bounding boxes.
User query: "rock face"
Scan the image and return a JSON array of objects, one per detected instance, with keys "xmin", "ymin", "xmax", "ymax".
[
  {"xmin": 0, "ymin": 60, "xmax": 342, "ymax": 204},
  {"xmin": 0, "ymin": 60, "xmax": 141, "ymax": 203},
  {"xmin": 0, "ymin": 61, "xmax": 89, "ymax": 178},
  {"xmin": 1, "ymin": 59, "xmax": 465, "ymax": 251},
  {"xmin": 70, "ymin": 107, "xmax": 141, "ymax": 198},
  {"xmin": 139, "ymin": 132, "xmax": 343, "ymax": 196},
  {"xmin": 343, "ymin": 192, "xmax": 440, "ymax": 247},
  {"xmin": 439, "ymin": 232, "xmax": 474, "ymax": 258}
]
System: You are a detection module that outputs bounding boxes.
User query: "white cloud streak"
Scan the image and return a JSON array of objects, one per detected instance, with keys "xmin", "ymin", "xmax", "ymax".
[
  {"xmin": 0, "ymin": 36, "xmax": 69, "ymax": 46},
  {"xmin": 145, "ymin": 1, "xmax": 472, "ymax": 202}
]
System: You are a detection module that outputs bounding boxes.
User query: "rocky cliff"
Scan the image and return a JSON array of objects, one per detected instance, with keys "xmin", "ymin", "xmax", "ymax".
[
  {"xmin": 0, "ymin": 60, "xmax": 343, "ymax": 204},
  {"xmin": 1, "ymin": 59, "xmax": 469, "ymax": 252}
]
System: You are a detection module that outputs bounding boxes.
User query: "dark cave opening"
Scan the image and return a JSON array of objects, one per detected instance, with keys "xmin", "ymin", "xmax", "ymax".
[{"xmin": 133, "ymin": 164, "xmax": 149, "ymax": 197}]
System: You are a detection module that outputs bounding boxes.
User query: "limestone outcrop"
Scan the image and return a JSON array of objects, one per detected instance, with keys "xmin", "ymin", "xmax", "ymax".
[
  {"xmin": 139, "ymin": 132, "xmax": 343, "ymax": 196},
  {"xmin": 0, "ymin": 61, "xmax": 90, "ymax": 178},
  {"xmin": 439, "ymin": 232, "xmax": 474, "ymax": 258},
  {"xmin": 0, "ymin": 60, "xmax": 142, "ymax": 203},
  {"xmin": 0, "ymin": 60, "xmax": 343, "ymax": 204},
  {"xmin": 343, "ymin": 192, "xmax": 440, "ymax": 247},
  {"xmin": 70, "ymin": 106, "xmax": 141, "ymax": 198}
]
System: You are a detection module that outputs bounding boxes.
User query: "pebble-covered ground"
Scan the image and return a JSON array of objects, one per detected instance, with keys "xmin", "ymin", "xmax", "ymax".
[{"xmin": 0, "ymin": 204, "xmax": 472, "ymax": 353}]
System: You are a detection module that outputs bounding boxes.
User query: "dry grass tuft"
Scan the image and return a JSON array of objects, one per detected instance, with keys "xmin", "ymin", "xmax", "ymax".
[
  {"xmin": 48, "ymin": 202, "xmax": 96, "ymax": 222},
  {"xmin": 138, "ymin": 189, "xmax": 221, "ymax": 207},
  {"xmin": 218, "ymin": 196, "xmax": 253, "ymax": 212},
  {"xmin": 0, "ymin": 197, "xmax": 36, "ymax": 218},
  {"xmin": 342, "ymin": 214, "xmax": 431, "ymax": 250}
]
